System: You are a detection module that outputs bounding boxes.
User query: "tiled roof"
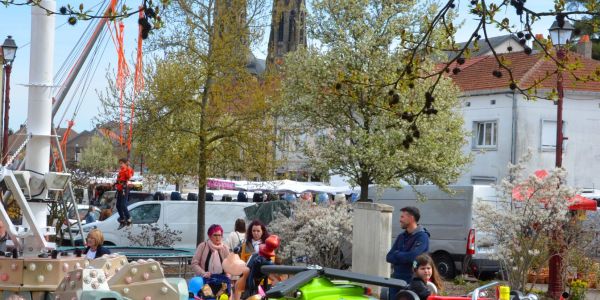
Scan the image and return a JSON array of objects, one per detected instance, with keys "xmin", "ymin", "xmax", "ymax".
[{"xmin": 447, "ymin": 51, "xmax": 600, "ymax": 92}]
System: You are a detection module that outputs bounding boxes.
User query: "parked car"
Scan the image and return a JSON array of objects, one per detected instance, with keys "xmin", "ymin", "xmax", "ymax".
[
  {"xmin": 369, "ymin": 185, "xmax": 500, "ymax": 279},
  {"xmin": 580, "ymin": 189, "xmax": 600, "ymax": 207},
  {"xmin": 64, "ymin": 200, "xmax": 256, "ymax": 248},
  {"xmin": 62, "ymin": 204, "xmax": 100, "ymax": 224},
  {"xmin": 60, "ymin": 204, "xmax": 101, "ymax": 238}
]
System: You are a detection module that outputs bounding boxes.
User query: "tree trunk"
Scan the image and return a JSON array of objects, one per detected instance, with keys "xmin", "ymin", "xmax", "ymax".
[
  {"xmin": 196, "ymin": 64, "xmax": 212, "ymax": 245},
  {"xmin": 196, "ymin": 143, "xmax": 207, "ymax": 245},
  {"xmin": 358, "ymin": 171, "xmax": 370, "ymax": 202},
  {"xmin": 196, "ymin": 73, "xmax": 210, "ymax": 245}
]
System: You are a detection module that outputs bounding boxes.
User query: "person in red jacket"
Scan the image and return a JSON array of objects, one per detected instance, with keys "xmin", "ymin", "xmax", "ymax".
[{"xmin": 115, "ymin": 158, "xmax": 133, "ymax": 229}]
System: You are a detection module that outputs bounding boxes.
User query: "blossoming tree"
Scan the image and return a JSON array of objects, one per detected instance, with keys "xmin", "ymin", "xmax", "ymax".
[
  {"xmin": 474, "ymin": 155, "xmax": 580, "ymax": 292},
  {"xmin": 269, "ymin": 201, "xmax": 353, "ymax": 269}
]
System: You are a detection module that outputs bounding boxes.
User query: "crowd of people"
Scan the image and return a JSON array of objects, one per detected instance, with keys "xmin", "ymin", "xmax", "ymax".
[
  {"xmin": 185, "ymin": 206, "xmax": 440, "ymax": 300},
  {"xmin": 67, "ymin": 218, "xmax": 281, "ymax": 300},
  {"xmin": 189, "ymin": 219, "xmax": 283, "ymax": 300}
]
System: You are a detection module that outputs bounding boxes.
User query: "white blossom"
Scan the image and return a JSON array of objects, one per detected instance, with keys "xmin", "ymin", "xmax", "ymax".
[
  {"xmin": 474, "ymin": 153, "xmax": 578, "ymax": 292},
  {"xmin": 269, "ymin": 201, "xmax": 353, "ymax": 269}
]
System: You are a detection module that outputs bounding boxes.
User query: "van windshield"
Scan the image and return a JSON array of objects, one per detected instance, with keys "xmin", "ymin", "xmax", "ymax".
[{"xmin": 98, "ymin": 191, "xmax": 153, "ymax": 210}]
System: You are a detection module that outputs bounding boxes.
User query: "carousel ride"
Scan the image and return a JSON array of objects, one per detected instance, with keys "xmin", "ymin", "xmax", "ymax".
[{"xmin": 0, "ymin": 0, "xmax": 190, "ymax": 298}]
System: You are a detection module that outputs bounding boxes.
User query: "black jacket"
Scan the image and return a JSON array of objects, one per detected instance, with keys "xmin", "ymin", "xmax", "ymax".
[
  {"xmin": 408, "ymin": 277, "xmax": 431, "ymax": 300},
  {"xmin": 84, "ymin": 246, "xmax": 111, "ymax": 259}
]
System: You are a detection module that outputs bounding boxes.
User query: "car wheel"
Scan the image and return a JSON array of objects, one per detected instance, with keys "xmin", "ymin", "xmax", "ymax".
[{"xmin": 433, "ymin": 252, "xmax": 456, "ymax": 279}]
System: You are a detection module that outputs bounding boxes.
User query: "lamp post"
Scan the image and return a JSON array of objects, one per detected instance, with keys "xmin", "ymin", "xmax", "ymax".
[
  {"xmin": 1, "ymin": 35, "xmax": 17, "ymax": 166},
  {"xmin": 549, "ymin": 20, "xmax": 573, "ymax": 168},
  {"xmin": 548, "ymin": 19, "xmax": 573, "ymax": 299}
]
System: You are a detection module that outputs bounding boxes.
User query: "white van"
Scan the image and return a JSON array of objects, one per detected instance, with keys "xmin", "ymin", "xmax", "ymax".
[
  {"xmin": 64, "ymin": 201, "xmax": 255, "ymax": 249},
  {"xmin": 369, "ymin": 185, "xmax": 499, "ymax": 279}
]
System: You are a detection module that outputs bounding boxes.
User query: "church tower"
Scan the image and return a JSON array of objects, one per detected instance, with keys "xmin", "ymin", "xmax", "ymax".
[
  {"xmin": 213, "ymin": 0, "xmax": 251, "ymax": 64},
  {"xmin": 267, "ymin": 0, "xmax": 307, "ymax": 69}
]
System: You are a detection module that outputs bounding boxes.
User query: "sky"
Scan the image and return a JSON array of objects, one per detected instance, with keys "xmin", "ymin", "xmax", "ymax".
[{"xmin": 0, "ymin": 1, "xmax": 558, "ymax": 132}]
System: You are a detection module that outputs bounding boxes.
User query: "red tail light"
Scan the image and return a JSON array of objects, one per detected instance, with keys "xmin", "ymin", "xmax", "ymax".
[
  {"xmin": 466, "ymin": 229, "xmax": 476, "ymax": 255},
  {"xmin": 363, "ymin": 287, "xmax": 372, "ymax": 296}
]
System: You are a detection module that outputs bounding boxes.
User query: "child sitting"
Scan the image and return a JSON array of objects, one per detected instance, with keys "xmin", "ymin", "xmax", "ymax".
[{"xmin": 406, "ymin": 254, "xmax": 443, "ymax": 300}]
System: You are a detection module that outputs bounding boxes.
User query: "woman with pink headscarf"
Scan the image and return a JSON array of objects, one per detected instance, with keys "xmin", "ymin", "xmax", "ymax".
[{"xmin": 191, "ymin": 224, "xmax": 230, "ymax": 277}]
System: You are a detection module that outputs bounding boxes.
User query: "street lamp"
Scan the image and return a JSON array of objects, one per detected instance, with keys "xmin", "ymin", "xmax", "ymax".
[
  {"xmin": 2, "ymin": 35, "xmax": 17, "ymax": 165},
  {"xmin": 548, "ymin": 20, "xmax": 573, "ymax": 168},
  {"xmin": 547, "ymin": 19, "xmax": 573, "ymax": 300}
]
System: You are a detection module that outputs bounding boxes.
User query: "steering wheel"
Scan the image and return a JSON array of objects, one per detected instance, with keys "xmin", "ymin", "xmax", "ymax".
[{"xmin": 395, "ymin": 290, "xmax": 420, "ymax": 300}]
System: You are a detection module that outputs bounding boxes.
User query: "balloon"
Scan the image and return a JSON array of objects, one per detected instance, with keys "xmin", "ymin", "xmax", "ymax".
[
  {"xmin": 222, "ymin": 252, "xmax": 248, "ymax": 276},
  {"xmin": 284, "ymin": 193, "xmax": 296, "ymax": 202},
  {"xmin": 188, "ymin": 276, "xmax": 204, "ymax": 299},
  {"xmin": 317, "ymin": 193, "xmax": 328, "ymax": 204}
]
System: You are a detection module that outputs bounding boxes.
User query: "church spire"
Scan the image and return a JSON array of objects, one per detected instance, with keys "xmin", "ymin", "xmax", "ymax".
[
  {"xmin": 267, "ymin": 0, "xmax": 307, "ymax": 70},
  {"xmin": 213, "ymin": 0, "xmax": 250, "ymax": 66}
]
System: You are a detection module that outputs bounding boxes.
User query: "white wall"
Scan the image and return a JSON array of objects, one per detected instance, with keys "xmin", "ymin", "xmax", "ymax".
[
  {"xmin": 458, "ymin": 91, "xmax": 600, "ymax": 189},
  {"xmin": 515, "ymin": 93, "xmax": 600, "ymax": 188},
  {"xmin": 456, "ymin": 93, "xmax": 514, "ymax": 185},
  {"xmin": 481, "ymin": 39, "xmax": 524, "ymax": 56}
]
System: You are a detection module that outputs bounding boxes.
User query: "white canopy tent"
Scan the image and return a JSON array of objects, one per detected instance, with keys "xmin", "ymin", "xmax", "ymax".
[{"xmin": 233, "ymin": 179, "xmax": 357, "ymax": 195}]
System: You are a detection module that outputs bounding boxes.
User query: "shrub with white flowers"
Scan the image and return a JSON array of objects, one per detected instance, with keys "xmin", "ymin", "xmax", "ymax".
[
  {"xmin": 126, "ymin": 224, "xmax": 183, "ymax": 247},
  {"xmin": 474, "ymin": 155, "xmax": 579, "ymax": 292},
  {"xmin": 269, "ymin": 200, "xmax": 353, "ymax": 269}
]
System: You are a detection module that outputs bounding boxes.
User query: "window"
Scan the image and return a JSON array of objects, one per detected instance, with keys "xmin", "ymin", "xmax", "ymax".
[
  {"xmin": 474, "ymin": 121, "xmax": 497, "ymax": 149},
  {"xmin": 541, "ymin": 120, "xmax": 565, "ymax": 151},
  {"xmin": 129, "ymin": 204, "xmax": 160, "ymax": 224},
  {"xmin": 128, "ymin": 192, "xmax": 153, "ymax": 205}
]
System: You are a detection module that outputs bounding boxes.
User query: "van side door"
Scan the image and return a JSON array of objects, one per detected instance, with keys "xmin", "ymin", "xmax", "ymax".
[
  {"xmin": 164, "ymin": 202, "xmax": 197, "ymax": 248},
  {"xmin": 120, "ymin": 203, "xmax": 163, "ymax": 246}
]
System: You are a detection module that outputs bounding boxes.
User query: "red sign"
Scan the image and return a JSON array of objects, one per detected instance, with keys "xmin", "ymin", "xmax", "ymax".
[{"xmin": 207, "ymin": 179, "xmax": 236, "ymax": 190}]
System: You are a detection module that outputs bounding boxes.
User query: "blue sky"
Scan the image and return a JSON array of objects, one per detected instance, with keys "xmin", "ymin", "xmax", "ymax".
[{"xmin": 0, "ymin": 1, "xmax": 558, "ymax": 132}]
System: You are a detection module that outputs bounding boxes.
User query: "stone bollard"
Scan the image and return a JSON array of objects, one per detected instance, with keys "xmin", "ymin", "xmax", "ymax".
[{"xmin": 352, "ymin": 202, "xmax": 394, "ymax": 297}]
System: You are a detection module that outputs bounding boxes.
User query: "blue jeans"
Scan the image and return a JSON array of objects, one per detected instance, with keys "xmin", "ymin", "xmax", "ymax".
[{"xmin": 116, "ymin": 188, "xmax": 130, "ymax": 221}]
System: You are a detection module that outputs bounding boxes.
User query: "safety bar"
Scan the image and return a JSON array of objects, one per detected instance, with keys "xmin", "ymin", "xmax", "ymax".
[{"xmin": 470, "ymin": 281, "xmax": 500, "ymax": 300}]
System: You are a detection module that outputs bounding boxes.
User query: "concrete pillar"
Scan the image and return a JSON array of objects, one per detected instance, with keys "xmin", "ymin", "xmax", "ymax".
[{"xmin": 352, "ymin": 202, "xmax": 394, "ymax": 295}]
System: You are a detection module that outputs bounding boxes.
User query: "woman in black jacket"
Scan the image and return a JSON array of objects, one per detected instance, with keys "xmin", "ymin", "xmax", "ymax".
[{"xmin": 83, "ymin": 229, "xmax": 111, "ymax": 259}]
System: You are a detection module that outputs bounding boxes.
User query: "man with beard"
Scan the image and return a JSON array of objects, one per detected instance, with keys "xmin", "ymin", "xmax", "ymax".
[{"xmin": 386, "ymin": 206, "xmax": 430, "ymax": 300}]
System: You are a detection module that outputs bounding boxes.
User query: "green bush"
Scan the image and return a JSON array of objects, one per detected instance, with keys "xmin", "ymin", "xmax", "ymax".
[{"xmin": 569, "ymin": 279, "xmax": 588, "ymax": 300}]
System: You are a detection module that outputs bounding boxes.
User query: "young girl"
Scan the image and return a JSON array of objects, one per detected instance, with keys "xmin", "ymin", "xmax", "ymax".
[{"xmin": 407, "ymin": 254, "xmax": 443, "ymax": 300}]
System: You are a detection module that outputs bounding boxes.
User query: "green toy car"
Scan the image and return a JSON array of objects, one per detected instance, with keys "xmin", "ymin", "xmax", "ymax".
[{"xmin": 261, "ymin": 265, "xmax": 417, "ymax": 300}]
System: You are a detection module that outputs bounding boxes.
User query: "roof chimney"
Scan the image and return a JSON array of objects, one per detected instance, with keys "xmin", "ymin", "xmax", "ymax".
[{"xmin": 577, "ymin": 35, "xmax": 592, "ymax": 58}]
